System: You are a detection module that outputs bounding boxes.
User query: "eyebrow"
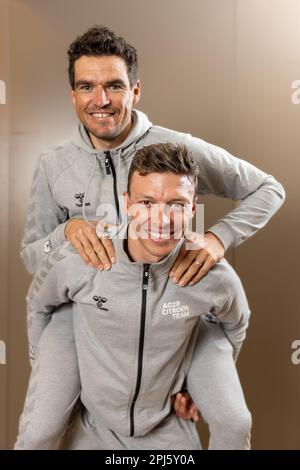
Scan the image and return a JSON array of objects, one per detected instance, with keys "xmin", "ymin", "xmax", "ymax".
[
  {"xmin": 75, "ymin": 79, "xmax": 93, "ymax": 88},
  {"xmin": 75, "ymin": 78, "xmax": 127, "ymax": 88},
  {"xmin": 136, "ymin": 194, "xmax": 191, "ymax": 204},
  {"xmin": 106, "ymin": 79, "xmax": 127, "ymax": 87}
]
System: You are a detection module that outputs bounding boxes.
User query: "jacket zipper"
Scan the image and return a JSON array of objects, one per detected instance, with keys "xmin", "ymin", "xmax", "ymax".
[
  {"xmin": 129, "ymin": 263, "xmax": 150, "ymax": 437},
  {"xmin": 104, "ymin": 150, "xmax": 120, "ymax": 221}
]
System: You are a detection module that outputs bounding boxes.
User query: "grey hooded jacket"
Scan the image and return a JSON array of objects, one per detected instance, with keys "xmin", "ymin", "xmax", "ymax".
[
  {"xmin": 27, "ymin": 231, "xmax": 250, "ymax": 438},
  {"xmin": 21, "ymin": 110, "xmax": 285, "ymax": 274}
]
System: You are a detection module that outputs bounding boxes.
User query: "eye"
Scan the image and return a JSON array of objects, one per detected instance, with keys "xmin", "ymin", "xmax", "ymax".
[
  {"xmin": 169, "ymin": 202, "xmax": 185, "ymax": 208},
  {"xmin": 108, "ymin": 84, "xmax": 122, "ymax": 91},
  {"xmin": 78, "ymin": 84, "xmax": 92, "ymax": 91},
  {"xmin": 140, "ymin": 200, "xmax": 152, "ymax": 207}
]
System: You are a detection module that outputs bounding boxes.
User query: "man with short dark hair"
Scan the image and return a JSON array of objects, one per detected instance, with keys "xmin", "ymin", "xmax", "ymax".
[
  {"xmin": 21, "ymin": 25, "xmax": 284, "ymax": 278},
  {"xmin": 16, "ymin": 143, "xmax": 251, "ymax": 450},
  {"xmin": 19, "ymin": 26, "xmax": 284, "ymax": 449}
]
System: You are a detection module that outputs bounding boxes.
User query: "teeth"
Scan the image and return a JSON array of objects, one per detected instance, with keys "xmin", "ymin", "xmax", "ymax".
[
  {"xmin": 150, "ymin": 232, "xmax": 170, "ymax": 239},
  {"xmin": 92, "ymin": 113, "xmax": 113, "ymax": 118}
]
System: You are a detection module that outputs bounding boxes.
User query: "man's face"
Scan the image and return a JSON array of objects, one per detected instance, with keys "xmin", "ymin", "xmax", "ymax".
[
  {"xmin": 71, "ymin": 55, "xmax": 141, "ymax": 149},
  {"xmin": 125, "ymin": 172, "xmax": 196, "ymax": 261}
]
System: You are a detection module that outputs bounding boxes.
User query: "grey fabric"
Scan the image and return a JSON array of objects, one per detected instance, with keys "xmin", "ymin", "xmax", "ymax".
[
  {"xmin": 15, "ymin": 306, "xmax": 80, "ymax": 450},
  {"xmin": 17, "ymin": 108, "xmax": 275, "ymax": 449},
  {"xmin": 63, "ymin": 405, "xmax": 202, "ymax": 450},
  {"xmin": 15, "ymin": 235, "xmax": 251, "ymax": 449},
  {"xmin": 16, "ymin": 316, "xmax": 250, "ymax": 450},
  {"xmin": 20, "ymin": 110, "xmax": 285, "ymax": 274},
  {"xmin": 187, "ymin": 320, "xmax": 251, "ymax": 450}
]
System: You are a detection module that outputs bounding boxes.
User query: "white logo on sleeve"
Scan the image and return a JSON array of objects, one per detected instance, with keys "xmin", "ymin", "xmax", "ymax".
[{"xmin": 162, "ymin": 300, "xmax": 190, "ymax": 319}]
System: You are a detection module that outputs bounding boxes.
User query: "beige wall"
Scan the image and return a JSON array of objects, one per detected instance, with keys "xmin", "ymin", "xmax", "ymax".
[
  {"xmin": 0, "ymin": 0, "xmax": 299, "ymax": 449},
  {"xmin": 0, "ymin": 0, "xmax": 10, "ymax": 451},
  {"xmin": 233, "ymin": 1, "xmax": 300, "ymax": 448}
]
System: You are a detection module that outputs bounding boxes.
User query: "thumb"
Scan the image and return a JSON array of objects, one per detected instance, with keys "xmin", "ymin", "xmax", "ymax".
[{"xmin": 183, "ymin": 230, "xmax": 204, "ymax": 251}]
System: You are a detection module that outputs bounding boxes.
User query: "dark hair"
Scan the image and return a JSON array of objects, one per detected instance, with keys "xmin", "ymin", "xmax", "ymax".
[
  {"xmin": 67, "ymin": 26, "xmax": 138, "ymax": 89},
  {"xmin": 127, "ymin": 143, "xmax": 199, "ymax": 195}
]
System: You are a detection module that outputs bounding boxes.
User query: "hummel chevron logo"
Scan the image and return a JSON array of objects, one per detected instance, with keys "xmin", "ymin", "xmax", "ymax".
[
  {"xmin": 93, "ymin": 295, "xmax": 108, "ymax": 311},
  {"xmin": 75, "ymin": 193, "xmax": 91, "ymax": 208}
]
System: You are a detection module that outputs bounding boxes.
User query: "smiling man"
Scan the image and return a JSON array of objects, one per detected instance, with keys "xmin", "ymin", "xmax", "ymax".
[
  {"xmin": 125, "ymin": 147, "xmax": 197, "ymax": 260},
  {"xmin": 16, "ymin": 143, "xmax": 251, "ymax": 450},
  {"xmin": 19, "ymin": 24, "xmax": 285, "ymax": 450},
  {"xmin": 71, "ymin": 54, "xmax": 140, "ymax": 149},
  {"xmin": 21, "ymin": 26, "xmax": 284, "ymax": 280}
]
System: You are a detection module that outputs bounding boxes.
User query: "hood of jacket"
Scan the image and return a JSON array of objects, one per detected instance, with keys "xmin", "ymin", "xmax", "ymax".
[{"xmin": 70, "ymin": 109, "xmax": 152, "ymax": 158}]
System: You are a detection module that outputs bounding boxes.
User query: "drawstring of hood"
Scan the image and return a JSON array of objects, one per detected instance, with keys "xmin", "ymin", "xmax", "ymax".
[
  {"xmin": 72, "ymin": 109, "xmax": 152, "ymax": 228},
  {"xmin": 82, "ymin": 153, "xmax": 98, "ymax": 227},
  {"xmin": 71, "ymin": 110, "xmax": 152, "ymax": 156}
]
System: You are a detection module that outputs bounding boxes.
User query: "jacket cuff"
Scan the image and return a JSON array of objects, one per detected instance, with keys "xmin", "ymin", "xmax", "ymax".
[
  {"xmin": 49, "ymin": 221, "xmax": 68, "ymax": 249},
  {"xmin": 206, "ymin": 221, "xmax": 236, "ymax": 252}
]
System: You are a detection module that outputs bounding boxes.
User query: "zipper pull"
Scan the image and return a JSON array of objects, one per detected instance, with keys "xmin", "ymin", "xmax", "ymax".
[
  {"xmin": 104, "ymin": 151, "xmax": 112, "ymax": 175},
  {"xmin": 143, "ymin": 264, "xmax": 150, "ymax": 290}
]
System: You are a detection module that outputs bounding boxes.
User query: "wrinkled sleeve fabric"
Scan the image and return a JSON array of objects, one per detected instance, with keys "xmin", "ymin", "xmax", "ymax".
[
  {"xmin": 209, "ymin": 263, "xmax": 251, "ymax": 361},
  {"xmin": 26, "ymin": 245, "xmax": 87, "ymax": 350},
  {"xmin": 21, "ymin": 155, "xmax": 69, "ymax": 274},
  {"xmin": 185, "ymin": 135, "xmax": 285, "ymax": 250}
]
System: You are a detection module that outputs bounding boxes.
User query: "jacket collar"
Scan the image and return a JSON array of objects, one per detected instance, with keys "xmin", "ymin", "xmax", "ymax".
[
  {"xmin": 112, "ymin": 222, "xmax": 183, "ymax": 277},
  {"xmin": 71, "ymin": 109, "xmax": 152, "ymax": 157}
]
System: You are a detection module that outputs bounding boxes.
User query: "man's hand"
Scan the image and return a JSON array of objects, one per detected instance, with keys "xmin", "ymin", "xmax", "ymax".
[
  {"xmin": 65, "ymin": 219, "xmax": 116, "ymax": 270},
  {"xmin": 170, "ymin": 232, "xmax": 225, "ymax": 287},
  {"xmin": 172, "ymin": 391, "xmax": 200, "ymax": 423}
]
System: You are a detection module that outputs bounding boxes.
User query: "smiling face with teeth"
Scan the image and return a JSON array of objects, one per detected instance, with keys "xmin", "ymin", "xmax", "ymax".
[
  {"xmin": 71, "ymin": 55, "xmax": 141, "ymax": 149},
  {"xmin": 124, "ymin": 171, "xmax": 196, "ymax": 264}
]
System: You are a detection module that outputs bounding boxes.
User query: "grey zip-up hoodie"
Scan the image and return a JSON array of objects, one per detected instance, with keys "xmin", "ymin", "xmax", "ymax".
[
  {"xmin": 27, "ymin": 230, "xmax": 250, "ymax": 438},
  {"xmin": 21, "ymin": 110, "xmax": 285, "ymax": 274}
]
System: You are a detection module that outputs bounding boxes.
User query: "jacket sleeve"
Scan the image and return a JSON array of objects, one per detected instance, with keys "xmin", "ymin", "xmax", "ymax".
[
  {"xmin": 20, "ymin": 155, "xmax": 69, "ymax": 274},
  {"xmin": 185, "ymin": 135, "xmax": 285, "ymax": 250},
  {"xmin": 209, "ymin": 264, "xmax": 251, "ymax": 361},
  {"xmin": 26, "ymin": 245, "xmax": 86, "ymax": 352}
]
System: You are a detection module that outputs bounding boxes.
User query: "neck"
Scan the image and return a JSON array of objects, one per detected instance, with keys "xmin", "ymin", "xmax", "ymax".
[{"xmin": 126, "ymin": 226, "xmax": 166, "ymax": 264}]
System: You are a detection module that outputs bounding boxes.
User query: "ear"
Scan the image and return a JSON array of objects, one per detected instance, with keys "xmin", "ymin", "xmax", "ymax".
[
  {"xmin": 123, "ymin": 191, "xmax": 129, "ymax": 214},
  {"xmin": 191, "ymin": 201, "xmax": 196, "ymax": 217},
  {"xmin": 132, "ymin": 80, "xmax": 141, "ymax": 105},
  {"xmin": 191, "ymin": 192, "xmax": 201, "ymax": 217},
  {"xmin": 71, "ymin": 89, "xmax": 76, "ymax": 105}
]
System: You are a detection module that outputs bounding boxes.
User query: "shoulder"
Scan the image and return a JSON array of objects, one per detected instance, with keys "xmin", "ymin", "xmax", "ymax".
[
  {"xmin": 204, "ymin": 258, "xmax": 246, "ymax": 298},
  {"xmin": 40, "ymin": 242, "xmax": 88, "ymax": 276},
  {"xmin": 144, "ymin": 124, "xmax": 218, "ymax": 158},
  {"xmin": 144, "ymin": 124, "xmax": 189, "ymax": 144},
  {"xmin": 37, "ymin": 139, "xmax": 79, "ymax": 182},
  {"xmin": 39, "ymin": 140, "xmax": 77, "ymax": 165},
  {"xmin": 29, "ymin": 243, "xmax": 92, "ymax": 300}
]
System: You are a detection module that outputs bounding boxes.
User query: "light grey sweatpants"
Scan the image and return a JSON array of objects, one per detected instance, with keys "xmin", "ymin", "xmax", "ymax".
[
  {"xmin": 187, "ymin": 319, "xmax": 252, "ymax": 449},
  {"xmin": 62, "ymin": 403, "xmax": 202, "ymax": 450},
  {"xmin": 15, "ymin": 305, "xmax": 251, "ymax": 450},
  {"xmin": 15, "ymin": 305, "xmax": 80, "ymax": 450}
]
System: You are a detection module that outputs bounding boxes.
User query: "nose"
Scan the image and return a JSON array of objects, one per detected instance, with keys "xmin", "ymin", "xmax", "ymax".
[
  {"xmin": 148, "ymin": 204, "xmax": 172, "ymax": 235},
  {"xmin": 156, "ymin": 204, "xmax": 171, "ymax": 229},
  {"xmin": 93, "ymin": 86, "xmax": 110, "ymax": 107}
]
